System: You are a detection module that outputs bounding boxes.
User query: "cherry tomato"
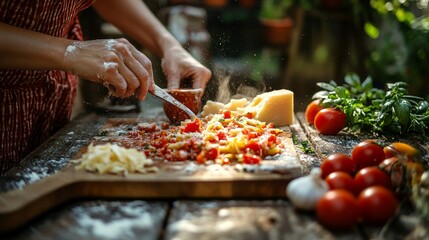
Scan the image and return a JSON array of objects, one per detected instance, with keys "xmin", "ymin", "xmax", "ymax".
[
  {"xmin": 305, "ymin": 99, "xmax": 324, "ymax": 125},
  {"xmin": 314, "ymin": 108, "xmax": 347, "ymax": 135},
  {"xmin": 379, "ymin": 157, "xmax": 402, "ymax": 190},
  {"xmin": 183, "ymin": 118, "xmax": 202, "ymax": 133},
  {"xmin": 357, "ymin": 186, "xmax": 398, "ymax": 225},
  {"xmin": 316, "ymin": 190, "xmax": 359, "ymax": 230},
  {"xmin": 352, "ymin": 140, "xmax": 385, "ymax": 170},
  {"xmin": 325, "ymin": 172, "xmax": 357, "ymax": 194},
  {"xmin": 354, "ymin": 167, "xmax": 391, "ymax": 194},
  {"xmin": 320, "ymin": 153, "xmax": 354, "ymax": 178}
]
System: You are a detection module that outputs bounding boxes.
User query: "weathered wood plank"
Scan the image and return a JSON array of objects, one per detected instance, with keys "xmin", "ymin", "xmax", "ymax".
[
  {"xmin": 289, "ymin": 116, "xmax": 321, "ymax": 174},
  {"xmin": 165, "ymin": 200, "xmax": 361, "ymax": 240},
  {"xmin": 2, "ymin": 200, "xmax": 169, "ymax": 240}
]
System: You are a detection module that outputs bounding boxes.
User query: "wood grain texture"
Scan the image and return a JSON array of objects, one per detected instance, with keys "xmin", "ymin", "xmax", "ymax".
[
  {"xmin": 3, "ymin": 200, "xmax": 169, "ymax": 240},
  {"xmin": 165, "ymin": 200, "xmax": 362, "ymax": 240}
]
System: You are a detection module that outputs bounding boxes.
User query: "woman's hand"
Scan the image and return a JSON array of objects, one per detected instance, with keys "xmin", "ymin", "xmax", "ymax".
[
  {"xmin": 92, "ymin": 0, "xmax": 212, "ymax": 94},
  {"xmin": 161, "ymin": 46, "xmax": 212, "ymax": 92},
  {"xmin": 63, "ymin": 38, "xmax": 154, "ymax": 100}
]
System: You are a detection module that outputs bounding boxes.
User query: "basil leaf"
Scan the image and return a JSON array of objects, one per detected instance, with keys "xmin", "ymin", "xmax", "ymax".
[
  {"xmin": 316, "ymin": 82, "xmax": 336, "ymax": 91},
  {"xmin": 335, "ymin": 86, "xmax": 349, "ymax": 98},
  {"xmin": 312, "ymin": 90, "xmax": 329, "ymax": 99},
  {"xmin": 361, "ymin": 76, "xmax": 373, "ymax": 92},
  {"xmin": 394, "ymin": 99, "xmax": 411, "ymax": 132},
  {"xmin": 344, "ymin": 73, "xmax": 360, "ymax": 88},
  {"xmin": 403, "ymin": 95, "xmax": 424, "ymax": 101}
]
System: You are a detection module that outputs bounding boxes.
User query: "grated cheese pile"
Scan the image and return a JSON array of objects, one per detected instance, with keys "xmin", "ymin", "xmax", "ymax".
[{"xmin": 73, "ymin": 143, "xmax": 158, "ymax": 175}]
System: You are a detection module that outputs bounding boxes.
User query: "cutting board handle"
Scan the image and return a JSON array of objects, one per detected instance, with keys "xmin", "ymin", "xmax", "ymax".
[{"xmin": 0, "ymin": 171, "xmax": 79, "ymax": 233}]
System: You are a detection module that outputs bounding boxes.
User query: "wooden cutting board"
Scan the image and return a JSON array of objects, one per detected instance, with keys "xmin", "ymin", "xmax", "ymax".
[{"xmin": 0, "ymin": 118, "xmax": 302, "ymax": 232}]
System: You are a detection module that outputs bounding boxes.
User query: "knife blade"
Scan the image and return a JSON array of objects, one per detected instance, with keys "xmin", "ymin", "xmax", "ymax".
[{"xmin": 151, "ymin": 84, "xmax": 197, "ymax": 120}]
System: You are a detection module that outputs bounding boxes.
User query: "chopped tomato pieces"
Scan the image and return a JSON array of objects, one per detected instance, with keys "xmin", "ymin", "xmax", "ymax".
[
  {"xmin": 217, "ymin": 131, "xmax": 227, "ymax": 141},
  {"xmin": 223, "ymin": 110, "xmax": 232, "ymax": 119},
  {"xmin": 151, "ymin": 137, "xmax": 168, "ymax": 148},
  {"xmin": 246, "ymin": 140, "xmax": 261, "ymax": 155},
  {"xmin": 205, "ymin": 148, "xmax": 219, "ymax": 160},
  {"xmin": 243, "ymin": 154, "xmax": 262, "ymax": 164},
  {"xmin": 183, "ymin": 118, "xmax": 202, "ymax": 133},
  {"xmin": 243, "ymin": 112, "xmax": 253, "ymax": 119}
]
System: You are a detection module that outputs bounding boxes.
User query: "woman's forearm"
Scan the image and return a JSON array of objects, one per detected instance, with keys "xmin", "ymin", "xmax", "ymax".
[
  {"xmin": 0, "ymin": 22, "xmax": 71, "ymax": 70},
  {"xmin": 92, "ymin": 0, "xmax": 183, "ymax": 59}
]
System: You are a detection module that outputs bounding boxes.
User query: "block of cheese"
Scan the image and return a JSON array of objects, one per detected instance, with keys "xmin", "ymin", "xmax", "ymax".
[
  {"xmin": 224, "ymin": 98, "xmax": 249, "ymax": 111},
  {"xmin": 245, "ymin": 89, "xmax": 294, "ymax": 126},
  {"xmin": 201, "ymin": 100, "xmax": 226, "ymax": 117}
]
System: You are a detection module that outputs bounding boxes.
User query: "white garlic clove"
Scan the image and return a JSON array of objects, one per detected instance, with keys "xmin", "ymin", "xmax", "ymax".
[{"xmin": 286, "ymin": 168, "xmax": 329, "ymax": 211}]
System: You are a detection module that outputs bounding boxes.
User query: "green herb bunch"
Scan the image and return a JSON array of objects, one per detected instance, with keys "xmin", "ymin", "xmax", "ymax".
[{"xmin": 313, "ymin": 73, "xmax": 429, "ymax": 134}]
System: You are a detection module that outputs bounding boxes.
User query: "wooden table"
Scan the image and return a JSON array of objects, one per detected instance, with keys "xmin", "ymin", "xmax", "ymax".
[{"xmin": 1, "ymin": 97, "xmax": 428, "ymax": 240}]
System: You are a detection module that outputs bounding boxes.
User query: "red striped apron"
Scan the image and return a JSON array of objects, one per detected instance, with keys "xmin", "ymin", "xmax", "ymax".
[{"xmin": 0, "ymin": 0, "xmax": 94, "ymax": 174}]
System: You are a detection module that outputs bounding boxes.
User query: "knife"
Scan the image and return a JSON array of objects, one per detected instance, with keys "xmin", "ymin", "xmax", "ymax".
[{"xmin": 151, "ymin": 84, "xmax": 197, "ymax": 120}]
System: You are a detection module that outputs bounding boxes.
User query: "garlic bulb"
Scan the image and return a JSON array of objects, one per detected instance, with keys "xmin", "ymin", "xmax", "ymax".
[
  {"xmin": 420, "ymin": 171, "xmax": 429, "ymax": 187},
  {"xmin": 286, "ymin": 168, "xmax": 329, "ymax": 211}
]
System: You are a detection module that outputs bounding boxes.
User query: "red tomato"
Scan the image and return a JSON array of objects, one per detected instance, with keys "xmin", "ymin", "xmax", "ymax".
[
  {"xmin": 357, "ymin": 186, "xmax": 398, "ymax": 225},
  {"xmin": 316, "ymin": 190, "xmax": 359, "ymax": 230},
  {"xmin": 217, "ymin": 131, "xmax": 227, "ymax": 141},
  {"xmin": 223, "ymin": 110, "xmax": 232, "ymax": 119},
  {"xmin": 267, "ymin": 134, "xmax": 277, "ymax": 147},
  {"xmin": 352, "ymin": 140, "xmax": 385, "ymax": 170},
  {"xmin": 325, "ymin": 172, "xmax": 356, "ymax": 194},
  {"xmin": 314, "ymin": 108, "xmax": 347, "ymax": 135},
  {"xmin": 243, "ymin": 154, "xmax": 261, "ymax": 164},
  {"xmin": 205, "ymin": 148, "xmax": 219, "ymax": 160},
  {"xmin": 183, "ymin": 118, "xmax": 202, "ymax": 133},
  {"xmin": 379, "ymin": 157, "xmax": 402, "ymax": 190},
  {"xmin": 305, "ymin": 99, "xmax": 324, "ymax": 124},
  {"xmin": 246, "ymin": 140, "xmax": 261, "ymax": 155},
  {"xmin": 320, "ymin": 153, "xmax": 354, "ymax": 178},
  {"xmin": 354, "ymin": 167, "xmax": 391, "ymax": 194}
]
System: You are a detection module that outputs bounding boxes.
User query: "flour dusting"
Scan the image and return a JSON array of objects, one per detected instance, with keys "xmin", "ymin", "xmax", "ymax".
[
  {"xmin": 103, "ymin": 62, "xmax": 118, "ymax": 70},
  {"xmin": 106, "ymin": 39, "xmax": 116, "ymax": 50},
  {"xmin": 72, "ymin": 201, "xmax": 161, "ymax": 239},
  {"xmin": 66, "ymin": 44, "xmax": 76, "ymax": 53}
]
